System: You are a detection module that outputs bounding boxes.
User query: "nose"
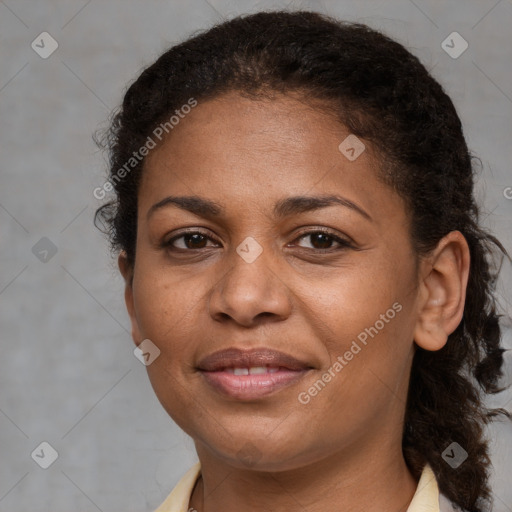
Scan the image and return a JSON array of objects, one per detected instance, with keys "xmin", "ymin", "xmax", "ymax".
[{"xmin": 208, "ymin": 244, "xmax": 292, "ymax": 327}]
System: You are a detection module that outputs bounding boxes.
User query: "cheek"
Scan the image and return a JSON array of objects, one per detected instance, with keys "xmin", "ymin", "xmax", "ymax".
[
  {"xmin": 305, "ymin": 257, "xmax": 416, "ymax": 395},
  {"xmin": 131, "ymin": 262, "xmax": 209, "ymax": 429},
  {"xmin": 300, "ymin": 261, "xmax": 405, "ymax": 341},
  {"xmin": 131, "ymin": 259, "xmax": 205, "ymax": 362}
]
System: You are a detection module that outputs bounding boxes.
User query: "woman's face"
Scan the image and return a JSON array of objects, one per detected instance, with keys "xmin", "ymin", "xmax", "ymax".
[{"xmin": 124, "ymin": 91, "xmax": 423, "ymax": 471}]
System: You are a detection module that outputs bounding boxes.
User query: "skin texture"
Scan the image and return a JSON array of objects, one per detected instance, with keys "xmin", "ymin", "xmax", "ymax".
[{"xmin": 119, "ymin": 91, "xmax": 470, "ymax": 512}]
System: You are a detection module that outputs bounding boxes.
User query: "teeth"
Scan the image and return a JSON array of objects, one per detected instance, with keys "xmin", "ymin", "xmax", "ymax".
[
  {"xmin": 227, "ymin": 366, "xmax": 280, "ymax": 375},
  {"xmin": 248, "ymin": 366, "xmax": 267, "ymax": 375}
]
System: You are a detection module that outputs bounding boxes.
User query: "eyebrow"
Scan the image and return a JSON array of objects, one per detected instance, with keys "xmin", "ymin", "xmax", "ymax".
[{"xmin": 147, "ymin": 194, "xmax": 372, "ymax": 221}]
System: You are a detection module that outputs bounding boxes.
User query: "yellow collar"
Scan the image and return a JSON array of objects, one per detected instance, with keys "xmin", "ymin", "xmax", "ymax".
[{"xmin": 154, "ymin": 461, "xmax": 453, "ymax": 512}]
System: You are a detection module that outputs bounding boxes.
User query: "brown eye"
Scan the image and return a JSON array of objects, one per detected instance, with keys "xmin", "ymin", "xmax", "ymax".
[
  {"xmin": 306, "ymin": 232, "xmax": 334, "ymax": 249},
  {"xmin": 294, "ymin": 230, "xmax": 352, "ymax": 251},
  {"xmin": 183, "ymin": 233, "xmax": 207, "ymax": 249},
  {"xmin": 166, "ymin": 231, "xmax": 219, "ymax": 250}
]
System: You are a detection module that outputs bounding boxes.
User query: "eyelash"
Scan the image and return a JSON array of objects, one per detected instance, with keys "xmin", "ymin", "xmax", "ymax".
[{"xmin": 163, "ymin": 228, "xmax": 354, "ymax": 253}]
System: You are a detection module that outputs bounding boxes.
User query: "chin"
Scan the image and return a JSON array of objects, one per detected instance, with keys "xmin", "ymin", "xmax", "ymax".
[{"xmin": 194, "ymin": 427, "xmax": 323, "ymax": 473}]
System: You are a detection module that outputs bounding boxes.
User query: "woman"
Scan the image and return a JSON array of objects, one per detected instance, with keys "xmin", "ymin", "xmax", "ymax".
[{"xmin": 95, "ymin": 10, "xmax": 511, "ymax": 512}]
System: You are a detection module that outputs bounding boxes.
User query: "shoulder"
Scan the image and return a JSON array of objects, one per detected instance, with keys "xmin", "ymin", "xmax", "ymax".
[
  {"xmin": 153, "ymin": 461, "xmax": 201, "ymax": 512},
  {"xmin": 408, "ymin": 463, "xmax": 466, "ymax": 512}
]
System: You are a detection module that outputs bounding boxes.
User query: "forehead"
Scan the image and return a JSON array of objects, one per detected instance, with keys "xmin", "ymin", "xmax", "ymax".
[
  {"xmin": 146, "ymin": 92, "xmax": 343, "ymax": 169},
  {"xmin": 140, "ymin": 91, "xmax": 405, "ymax": 227}
]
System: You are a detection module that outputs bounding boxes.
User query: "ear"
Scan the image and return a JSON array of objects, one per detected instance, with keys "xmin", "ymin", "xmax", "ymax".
[
  {"xmin": 118, "ymin": 251, "xmax": 142, "ymax": 346},
  {"xmin": 413, "ymin": 231, "xmax": 470, "ymax": 351}
]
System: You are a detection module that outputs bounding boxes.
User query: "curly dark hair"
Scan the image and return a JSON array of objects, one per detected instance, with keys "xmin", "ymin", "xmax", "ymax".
[{"xmin": 94, "ymin": 10, "xmax": 511, "ymax": 511}]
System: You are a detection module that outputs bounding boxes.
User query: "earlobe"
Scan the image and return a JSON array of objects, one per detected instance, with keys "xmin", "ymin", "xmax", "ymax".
[
  {"xmin": 118, "ymin": 250, "xmax": 133, "ymax": 285},
  {"xmin": 118, "ymin": 251, "xmax": 142, "ymax": 346},
  {"xmin": 413, "ymin": 231, "xmax": 470, "ymax": 352}
]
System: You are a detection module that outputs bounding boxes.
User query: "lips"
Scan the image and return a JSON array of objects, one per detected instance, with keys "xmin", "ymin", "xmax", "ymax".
[
  {"xmin": 197, "ymin": 347, "xmax": 311, "ymax": 372},
  {"xmin": 197, "ymin": 348, "xmax": 312, "ymax": 400}
]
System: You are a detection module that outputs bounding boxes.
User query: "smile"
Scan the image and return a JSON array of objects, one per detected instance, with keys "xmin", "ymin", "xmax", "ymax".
[
  {"xmin": 199, "ymin": 367, "xmax": 309, "ymax": 400},
  {"xmin": 197, "ymin": 348, "xmax": 313, "ymax": 400}
]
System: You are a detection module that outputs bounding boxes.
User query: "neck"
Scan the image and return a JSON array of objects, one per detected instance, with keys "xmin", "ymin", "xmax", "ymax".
[{"xmin": 189, "ymin": 440, "xmax": 418, "ymax": 512}]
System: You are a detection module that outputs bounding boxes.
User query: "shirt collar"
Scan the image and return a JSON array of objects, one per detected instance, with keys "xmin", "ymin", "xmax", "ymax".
[{"xmin": 154, "ymin": 461, "xmax": 451, "ymax": 512}]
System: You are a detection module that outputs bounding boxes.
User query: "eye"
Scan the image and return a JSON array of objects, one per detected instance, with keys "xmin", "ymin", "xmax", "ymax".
[
  {"xmin": 292, "ymin": 229, "xmax": 353, "ymax": 251},
  {"xmin": 165, "ymin": 230, "xmax": 220, "ymax": 250},
  {"xmin": 163, "ymin": 228, "xmax": 353, "ymax": 253}
]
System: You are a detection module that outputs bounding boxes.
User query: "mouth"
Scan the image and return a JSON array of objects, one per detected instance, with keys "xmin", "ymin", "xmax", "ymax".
[{"xmin": 197, "ymin": 348, "xmax": 313, "ymax": 400}]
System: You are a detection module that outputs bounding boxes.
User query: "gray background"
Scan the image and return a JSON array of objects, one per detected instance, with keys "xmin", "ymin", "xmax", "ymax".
[{"xmin": 1, "ymin": 0, "xmax": 511, "ymax": 511}]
